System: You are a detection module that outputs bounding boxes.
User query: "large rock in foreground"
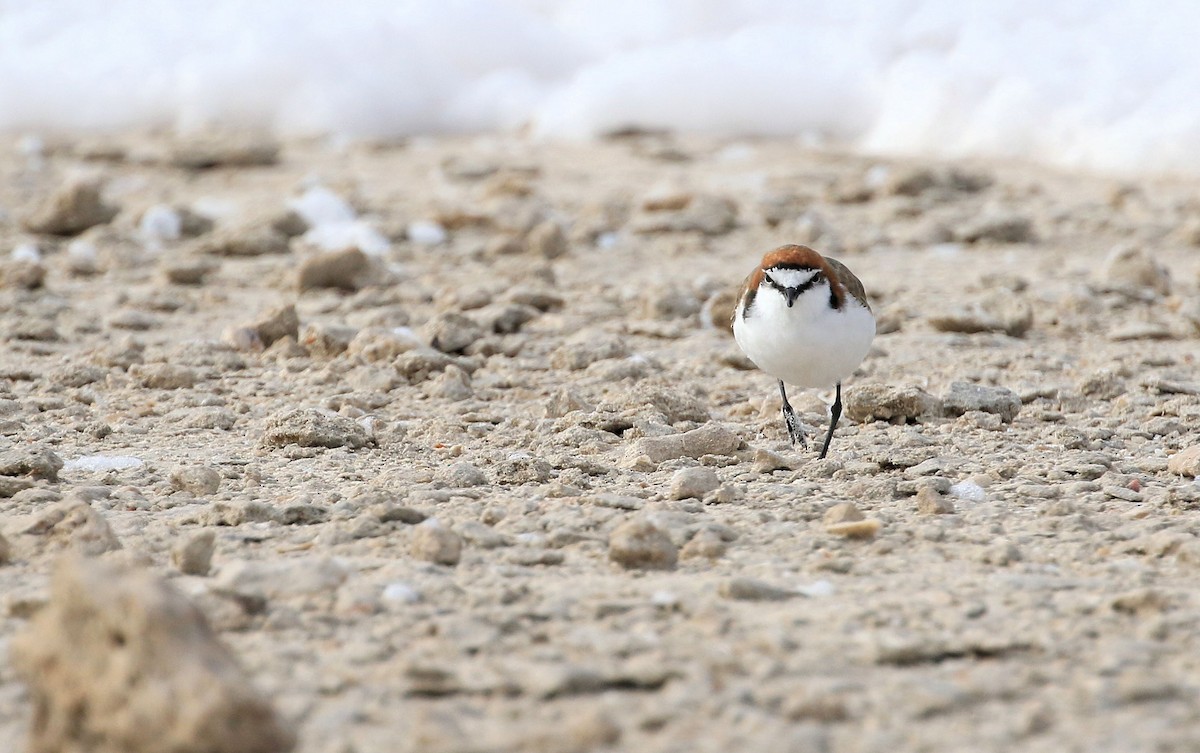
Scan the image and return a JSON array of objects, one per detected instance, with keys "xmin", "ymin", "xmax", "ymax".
[{"xmin": 11, "ymin": 556, "xmax": 295, "ymax": 753}]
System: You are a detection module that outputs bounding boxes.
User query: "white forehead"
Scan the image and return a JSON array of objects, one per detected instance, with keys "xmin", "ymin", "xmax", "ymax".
[{"xmin": 764, "ymin": 267, "xmax": 820, "ymax": 288}]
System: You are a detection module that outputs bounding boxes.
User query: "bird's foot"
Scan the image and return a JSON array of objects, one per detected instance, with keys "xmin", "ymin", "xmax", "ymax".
[{"xmin": 783, "ymin": 407, "xmax": 808, "ymax": 449}]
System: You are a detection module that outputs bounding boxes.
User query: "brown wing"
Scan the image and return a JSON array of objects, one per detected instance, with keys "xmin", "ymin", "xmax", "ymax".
[{"xmin": 825, "ymin": 256, "xmax": 871, "ymax": 312}]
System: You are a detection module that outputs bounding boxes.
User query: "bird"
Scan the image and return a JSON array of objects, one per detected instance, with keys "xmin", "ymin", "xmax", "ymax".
[{"xmin": 732, "ymin": 244, "xmax": 875, "ymax": 459}]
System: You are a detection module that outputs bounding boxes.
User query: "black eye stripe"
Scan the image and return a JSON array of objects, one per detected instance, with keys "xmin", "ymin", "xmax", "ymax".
[{"xmin": 765, "ymin": 271, "xmax": 823, "ymax": 295}]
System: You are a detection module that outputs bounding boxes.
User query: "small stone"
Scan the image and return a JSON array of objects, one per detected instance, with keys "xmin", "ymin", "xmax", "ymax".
[
  {"xmin": 751, "ymin": 447, "xmax": 798, "ymax": 473},
  {"xmin": 251, "ymin": 304, "xmax": 300, "ymax": 348},
  {"xmin": 0, "ymin": 446, "xmax": 65, "ymax": 481},
  {"xmin": 719, "ymin": 577, "xmax": 795, "ymax": 601},
  {"xmin": 168, "ymin": 133, "xmax": 281, "ymax": 168},
  {"xmin": 633, "ymin": 194, "xmax": 738, "ymax": 236},
  {"xmin": 823, "ymin": 502, "xmax": 864, "ymax": 525},
  {"xmin": 844, "ymin": 384, "xmax": 942, "ymax": 423},
  {"xmin": 346, "ymin": 327, "xmax": 421, "ymax": 362},
  {"xmin": 457, "ymin": 521, "xmax": 512, "ymax": 549},
  {"xmin": 199, "ymin": 501, "xmax": 278, "ymax": 526},
  {"xmin": 173, "ymin": 529, "xmax": 216, "ymax": 576},
  {"xmin": 544, "ymin": 389, "xmax": 592, "ymax": 418},
  {"xmin": 297, "ymin": 247, "xmax": 373, "ymax": 291},
  {"xmin": 170, "ymin": 466, "xmax": 222, "ymax": 496},
  {"xmin": 669, "ymin": 467, "xmax": 720, "ymax": 500},
  {"xmin": 928, "ymin": 292, "xmax": 1033, "ymax": 337},
  {"xmin": 680, "ymin": 528, "xmax": 728, "ymax": 560},
  {"xmin": 492, "ymin": 455, "xmax": 552, "ymax": 485},
  {"xmin": 128, "ymin": 363, "xmax": 198, "ymax": 390},
  {"xmin": 608, "ymin": 518, "xmax": 677, "ymax": 570},
  {"xmin": 623, "ymin": 423, "xmax": 740, "ymax": 466},
  {"xmin": 20, "ymin": 496, "xmax": 122, "ymax": 556},
  {"xmin": 0, "ymin": 477, "xmax": 34, "ymax": 498},
  {"xmin": 162, "ymin": 257, "xmax": 219, "ymax": 285},
  {"xmin": 551, "ymin": 335, "xmax": 629, "ymax": 370},
  {"xmin": 215, "ymin": 557, "xmax": 346, "ymax": 600},
  {"xmin": 916, "ymin": 486, "xmax": 955, "ymax": 514},
  {"xmin": 425, "ymin": 312, "xmax": 484, "ymax": 354},
  {"xmin": 526, "ymin": 220, "xmax": 569, "ymax": 259},
  {"xmin": 196, "ymin": 226, "xmax": 289, "ymax": 257},
  {"xmin": 299, "ymin": 322, "xmax": 357, "ymax": 358},
  {"xmin": 941, "ymin": 382, "xmax": 1021, "ymax": 422},
  {"xmin": 0, "ymin": 259, "xmax": 46, "ymax": 289},
  {"xmin": 424, "ymin": 364, "xmax": 473, "ymax": 401},
  {"xmin": 444, "ymin": 461, "xmax": 488, "ymax": 488},
  {"xmin": 22, "ymin": 177, "xmax": 119, "ymax": 236},
  {"xmin": 1102, "ymin": 244, "xmax": 1170, "ymax": 295},
  {"xmin": 1078, "ymin": 369, "xmax": 1126, "ymax": 399},
  {"xmin": 11, "ymin": 556, "xmax": 295, "ymax": 753},
  {"xmin": 411, "ymin": 521, "xmax": 463, "ymax": 566},
  {"xmin": 1167, "ymin": 446, "xmax": 1200, "ymax": 478},
  {"xmin": 953, "ymin": 211, "xmax": 1034, "ymax": 244},
  {"xmin": 825, "ymin": 519, "xmax": 882, "ymax": 539},
  {"xmin": 262, "ymin": 408, "xmax": 373, "ymax": 449}
]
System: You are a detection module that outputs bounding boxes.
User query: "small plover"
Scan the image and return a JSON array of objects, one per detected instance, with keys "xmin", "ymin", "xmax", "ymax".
[{"xmin": 732, "ymin": 244, "xmax": 875, "ymax": 458}]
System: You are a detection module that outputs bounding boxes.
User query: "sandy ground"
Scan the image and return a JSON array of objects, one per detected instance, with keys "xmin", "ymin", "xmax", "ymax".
[{"xmin": 1, "ymin": 132, "xmax": 1200, "ymax": 753}]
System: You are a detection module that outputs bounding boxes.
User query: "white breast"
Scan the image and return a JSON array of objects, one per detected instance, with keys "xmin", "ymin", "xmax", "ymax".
[{"xmin": 733, "ymin": 283, "xmax": 875, "ymax": 389}]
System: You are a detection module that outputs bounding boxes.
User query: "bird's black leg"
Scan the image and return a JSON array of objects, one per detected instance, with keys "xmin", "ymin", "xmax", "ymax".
[
  {"xmin": 778, "ymin": 380, "xmax": 807, "ymax": 449},
  {"xmin": 818, "ymin": 382, "xmax": 843, "ymax": 460}
]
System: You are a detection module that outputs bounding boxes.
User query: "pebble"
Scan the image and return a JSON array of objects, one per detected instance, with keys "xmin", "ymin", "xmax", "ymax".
[
  {"xmin": 953, "ymin": 211, "xmax": 1034, "ymax": 244},
  {"xmin": 0, "ymin": 446, "xmax": 64, "ymax": 481},
  {"xmin": 425, "ymin": 312, "xmax": 484, "ymax": 354},
  {"xmin": 623, "ymin": 423, "xmax": 740, "ymax": 466},
  {"xmin": 11, "ymin": 556, "xmax": 294, "ymax": 753},
  {"xmin": 168, "ymin": 133, "xmax": 280, "ymax": 168},
  {"xmin": 443, "ymin": 461, "xmax": 488, "ymax": 487},
  {"xmin": 719, "ymin": 577, "xmax": 796, "ymax": 601},
  {"xmin": 195, "ymin": 225, "xmax": 289, "ymax": 256},
  {"xmin": 823, "ymin": 502, "xmax": 864, "ymax": 524},
  {"xmin": 172, "ymin": 529, "xmax": 216, "ymax": 576},
  {"xmin": 251, "ymin": 304, "xmax": 300, "ymax": 347},
  {"xmin": 299, "ymin": 322, "xmax": 357, "ymax": 358},
  {"xmin": 669, "ymin": 466, "xmax": 720, "ymax": 500},
  {"xmin": 916, "ymin": 485, "xmax": 955, "ymax": 514},
  {"xmin": 608, "ymin": 518, "xmax": 677, "ymax": 570},
  {"xmin": 632, "ymin": 194, "xmax": 738, "ymax": 235},
  {"xmin": 526, "ymin": 220, "xmax": 569, "ymax": 258},
  {"xmin": 21, "ymin": 177, "xmax": 118, "ymax": 236},
  {"xmin": 1167, "ymin": 446, "xmax": 1200, "ymax": 478},
  {"xmin": 215, "ymin": 556, "xmax": 347, "ymax": 600},
  {"xmin": 826, "ymin": 518, "xmax": 882, "ymax": 539},
  {"xmin": 1102, "ymin": 244, "xmax": 1171, "ymax": 295},
  {"xmin": 297, "ymin": 247, "xmax": 372, "ymax": 291},
  {"xmin": 941, "ymin": 382, "xmax": 1021, "ymax": 422},
  {"xmin": 262, "ymin": 408, "xmax": 373, "ymax": 449},
  {"xmin": 161, "ymin": 257, "xmax": 218, "ymax": 285},
  {"xmin": 424, "ymin": 364, "xmax": 473, "ymax": 401},
  {"xmin": 844, "ymin": 384, "xmax": 942, "ymax": 423},
  {"xmin": 679, "ymin": 528, "xmax": 728, "ymax": 560},
  {"xmin": 457, "ymin": 521, "xmax": 513, "ymax": 549},
  {"xmin": 928, "ymin": 293, "xmax": 1033, "ymax": 337},
  {"xmin": 0, "ymin": 259, "xmax": 46, "ymax": 289},
  {"xmin": 411, "ymin": 521, "xmax": 463, "ymax": 566},
  {"xmin": 751, "ymin": 447, "xmax": 798, "ymax": 473},
  {"xmin": 129, "ymin": 363, "xmax": 198, "ymax": 390},
  {"xmin": 169, "ymin": 466, "xmax": 222, "ymax": 496}
]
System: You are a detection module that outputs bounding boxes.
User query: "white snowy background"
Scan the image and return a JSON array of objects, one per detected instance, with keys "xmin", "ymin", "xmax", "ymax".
[{"xmin": 2, "ymin": 0, "xmax": 1198, "ymax": 174}]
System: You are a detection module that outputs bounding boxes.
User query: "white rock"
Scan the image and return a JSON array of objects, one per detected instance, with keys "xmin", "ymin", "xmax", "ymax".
[
  {"xmin": 62, "ymin": 455, "xmax": 144, "ymax": 473},
  {"xmin": 407, "ymin": 220, "xmax": 448, "ymax": 245}
]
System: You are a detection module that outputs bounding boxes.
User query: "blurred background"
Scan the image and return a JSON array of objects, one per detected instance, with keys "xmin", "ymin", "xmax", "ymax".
[{"xmin": 3, "ymin": 0, "xmax": 1199, "ymax": 175}]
